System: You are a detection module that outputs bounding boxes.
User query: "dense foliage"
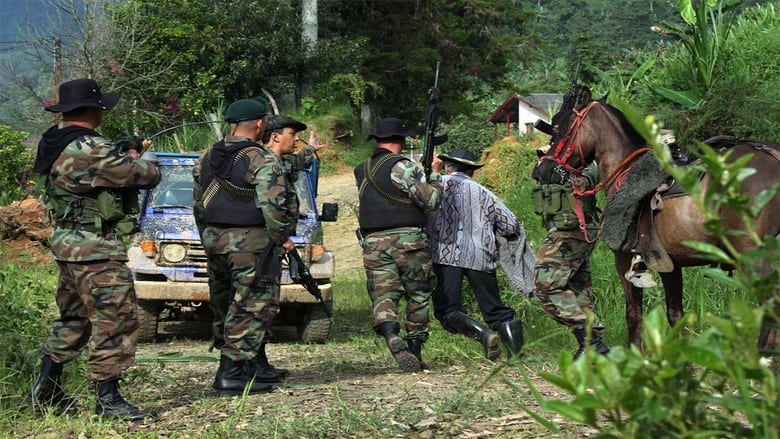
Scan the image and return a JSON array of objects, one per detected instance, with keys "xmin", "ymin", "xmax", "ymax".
[
  {"xmin": 0, "ymin": 125, "xmax": 34, "ymax": 204},
  {"xmin": 633, "ymin": 3, "xmax": 780, "ymax": 145}
]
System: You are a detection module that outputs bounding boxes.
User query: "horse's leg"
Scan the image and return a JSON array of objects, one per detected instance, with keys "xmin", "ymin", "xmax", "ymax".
[
  {"xmin": 616, "ymin": 252, "xmax": 644, "ymax": 349},
  {"xmin": 659, "ymin": 266, "xmax": 684, "ymax": 328}
]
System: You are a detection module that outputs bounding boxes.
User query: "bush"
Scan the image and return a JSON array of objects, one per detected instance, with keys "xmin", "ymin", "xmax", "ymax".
[
  {"xmin": 0, "ymin": 260, "xmax": 57, "ymax": 404},
  {"xmin": 0, "ymin": 125, "xmax": 35, "ymax": 205},
  {"xmin": 635, "ymin": 3, "xmax": 780, "ymax": 145}
]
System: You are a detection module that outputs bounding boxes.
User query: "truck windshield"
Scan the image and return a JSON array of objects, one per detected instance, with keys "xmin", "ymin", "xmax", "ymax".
[
  {"xmin": 151, "ymin": 165, "xmax": 195, "ymax": 208},
  {"xmin": 295, "ymin": 171, "xmax": 315, "ymax": 218}
]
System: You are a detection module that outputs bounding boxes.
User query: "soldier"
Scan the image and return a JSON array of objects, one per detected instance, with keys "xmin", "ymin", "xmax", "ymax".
[
  {"xmin": 196, "ymin": 113, "xmax": 323, "ymax": 384},
  {"xmin": 28, "ymin": 78, "xmax": 160, "ymax": 421},
  {"xmin": 193, "ymin": 99, "xmax": 311, "ymax": 395},
  {"xmin": 531, "ymin": 151, "xmax": 610, "ymax": 360},
  {"xmin": 429, "ymin": 149, "xmax": 526, "ymax": 361},
  {"xmin": 354, "ymin": 117, "xmax": 443, "ymax": 372}
]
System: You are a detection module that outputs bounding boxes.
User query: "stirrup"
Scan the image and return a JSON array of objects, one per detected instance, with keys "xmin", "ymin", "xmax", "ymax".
[{"xmin": 624, "ymin": 254, "xmax": 657, "ymax": 288}]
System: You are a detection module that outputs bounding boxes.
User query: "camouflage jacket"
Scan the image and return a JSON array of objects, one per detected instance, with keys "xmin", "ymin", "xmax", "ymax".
[
  {"xmin": 193, "ymin": 135, "xmax": 300, "ymax": 254},
  {"xmin": 47, "ymin": 133, "xmax": 160, "ymax": 262},
  {"xmin": 390, "ymin": 159, "xmax": 442, "ymax": 211}
]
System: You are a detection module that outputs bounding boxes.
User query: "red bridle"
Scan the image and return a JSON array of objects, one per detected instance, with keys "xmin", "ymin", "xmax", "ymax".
[
  {"xmin": 541, "ymin": 101, "xmax": 600, "ymax": 176},
  {"xmin": 541, "ymin": 100, "xmax": 652, "ymax": 242}
]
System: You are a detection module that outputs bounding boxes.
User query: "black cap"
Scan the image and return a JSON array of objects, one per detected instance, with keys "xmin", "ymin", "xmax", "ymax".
[{"xmin": 265, "ymin": 115, "xmax": 307, "ymax": 133}]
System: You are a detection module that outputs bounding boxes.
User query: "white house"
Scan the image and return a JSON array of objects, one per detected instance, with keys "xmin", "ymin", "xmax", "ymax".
[{"xmin": 488, "ymin": 93, "xmax": 563, "ymax": 139}]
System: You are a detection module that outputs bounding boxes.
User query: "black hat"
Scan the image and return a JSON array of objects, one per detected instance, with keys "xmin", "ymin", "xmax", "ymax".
[
  {"xmin": 44, "ymin": 78, "xmax": 119, "ymax": 113},
  {"xmin": 368, "ymin": 117, "xmax": 416, "ymax": 141},
  {"xmin": 265, "ymin": 115, "xmax": 307, "ymax": 133},
  {"xmin": 224, "ymin": 98, "xmax": 268, "ymax": 123},
  {"xmin": 437, "ymin": 148, "xmax": 484, "ymax": 169}
]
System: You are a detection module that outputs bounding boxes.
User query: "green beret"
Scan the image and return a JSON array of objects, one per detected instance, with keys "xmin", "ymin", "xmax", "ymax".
[{"xmin": 224, "ymin": 98, "xmax": 268, "ymax": 123}]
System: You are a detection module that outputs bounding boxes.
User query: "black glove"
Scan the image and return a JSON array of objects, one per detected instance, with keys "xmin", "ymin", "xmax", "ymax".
[{"xmin": 115, "ymin": 135, "xmax": 146, "ymax": 153}]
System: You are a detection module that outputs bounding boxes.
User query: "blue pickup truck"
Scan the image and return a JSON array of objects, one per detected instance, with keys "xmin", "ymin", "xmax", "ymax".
[{"xmin": 127, "ymin": 152, "xmax": 337, "ymax": 343}]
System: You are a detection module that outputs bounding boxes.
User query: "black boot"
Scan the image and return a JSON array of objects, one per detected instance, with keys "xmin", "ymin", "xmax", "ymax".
[
  {"xmin": 407, "ymin": 338, "xmax": 431, "ymax": 370},
  {"xmin": 246, "ymin": 344, "xmax": 288, "ymax": 383},
  {"xmin": 213, "ymin": 355, "xmax": 275, "ymax": 395},
  {"xmin": 26, "ymin": 354, "xmax": 76, "ymax": 413},
  {"xmin": 95, "ymin": 379, "xmax": 154, "ymax": 422},
  {"xmin": 572, "ymin": 327, "xmax": 610, "ymax": 361},
  {"xmin": 497, "ymin": 320, "xmax": 525, "ymax": 359},
  {"xmin": 376, "ymin": 322, "xmax": 420, "ymax": 372},
  {"xmin": 445, "ymin": 312, "xmax": 501, "ymax": 361}
]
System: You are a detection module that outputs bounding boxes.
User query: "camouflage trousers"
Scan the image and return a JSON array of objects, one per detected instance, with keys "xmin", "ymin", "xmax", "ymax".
[
  {"xmin": 361, "ymin": 227, "xmax": 434, "ymax": 340},
  {"xmin": 43, "ymin": 260, "xmax": 139, "ymax": 382},
  {"xmin": 209, "ymin": 248, "xmax": 281, "ymax": 361},
  {"xmin": 533, "ymin": 232, "xmax": 605, "ymax": 334}
]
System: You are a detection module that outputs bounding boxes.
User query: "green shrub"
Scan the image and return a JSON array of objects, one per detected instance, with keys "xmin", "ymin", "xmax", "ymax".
[
  {"xmin": 0, "ymin": 125, "xmax": 35, "ymax": 205},
  {"xmin": 0, "ymin": 260, "xmax": 57, "ymax": 396}
]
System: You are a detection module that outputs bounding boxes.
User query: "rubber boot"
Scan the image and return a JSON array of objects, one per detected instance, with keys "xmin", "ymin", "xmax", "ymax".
[
  {"xmin": 407, "ymin": 338, "xmax": 431, "ymax": 370},
  {"xmin": 95, "ymin": 379, "xmax": 155, "ymax": 422},
  {"xmin": 572, "ymin": 327, "xmax": 610, "ymax": 361},
  {"xmin": 213, "ymin": 355, "xmax": 275, "ymax": 395},
  {"xmin": 497, "ymin": 320, "xmax": 525, "ymax": 359},
  {"xmin": 376, "ymin": 322, "xmax": 420, "ymax": 372},
  {"xmin": 246, "ymin": 344, "xmax": 288, "ymax": 383},
  {"xmin": 26, "ymin": 354, "xmax": 76, "ymax": 413},
  {"xmin": 445, "ymin": 311, "xmax": 501, "ymax": 361}
]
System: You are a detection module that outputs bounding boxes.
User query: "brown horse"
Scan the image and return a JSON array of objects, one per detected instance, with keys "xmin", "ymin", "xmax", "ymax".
[{"xmin": 540, "ymin": 87, "xmax": 780, "ymax": 350}]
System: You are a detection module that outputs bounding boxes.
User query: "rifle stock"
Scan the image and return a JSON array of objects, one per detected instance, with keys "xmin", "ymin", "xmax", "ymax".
[{"xmin": 422, "ymin": 62, "xmax": 447, "ymax": 179}]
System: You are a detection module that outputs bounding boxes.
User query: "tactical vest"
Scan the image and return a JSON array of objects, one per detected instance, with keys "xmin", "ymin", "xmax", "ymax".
[
  {"xmin": 200, "ymin": 141, "xmax": 268, "ymax": 226},
  {"xmin": 355, "ymin": 150, "xmax": 427, "ymax": 232},
  {"xmin": 42, "ymin": 175, "xmax": 138, "ymax": 236}
]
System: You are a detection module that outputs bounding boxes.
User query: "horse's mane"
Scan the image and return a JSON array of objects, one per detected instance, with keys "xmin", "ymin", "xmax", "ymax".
[{"xmin": 600, "ymin": 102, "xmax": 647, "ymax": 149}]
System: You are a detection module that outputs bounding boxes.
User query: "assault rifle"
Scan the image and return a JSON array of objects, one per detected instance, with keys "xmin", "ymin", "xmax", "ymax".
[
  {"xmin": 287, "ymin": 248, "xmax": 332, "ymax": 318},
  {"xmin": 561, "ymin": 56, "xmax": 583, "ymax": 113},
  {"xmin": 421, "ymin": 62, "xmax": 448, "ymax": 179}
]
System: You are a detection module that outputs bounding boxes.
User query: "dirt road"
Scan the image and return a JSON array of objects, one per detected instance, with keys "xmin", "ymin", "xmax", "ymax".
[{"xmin": 316, "ymin": 171, "xmax": 363, "ymax": 273}]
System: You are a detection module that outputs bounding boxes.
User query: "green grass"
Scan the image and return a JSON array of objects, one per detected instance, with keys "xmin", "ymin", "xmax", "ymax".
[{"xmin": 0, "ymin": 196, "xmax": 760, "ymax": 437}]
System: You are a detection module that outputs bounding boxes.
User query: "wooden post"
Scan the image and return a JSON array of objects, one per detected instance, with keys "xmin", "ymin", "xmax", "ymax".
[{"xmin": 53, "ymin": 36, "xmax": 62, "ymax": 125}]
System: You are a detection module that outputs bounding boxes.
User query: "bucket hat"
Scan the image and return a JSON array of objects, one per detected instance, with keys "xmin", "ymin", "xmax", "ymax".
[
  {"xmin": 44, "ymin": 78, "xmax": 119, "ymax": 113},
  {"xmin": 367, "ymin": 117, "xmax": 416, "ymax": 141},
  {"xmin": 437, "ymin": 148, "xmax": 484, "ymax": 169}
]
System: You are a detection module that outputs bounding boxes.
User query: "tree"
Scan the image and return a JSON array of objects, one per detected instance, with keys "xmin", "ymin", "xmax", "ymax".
[{"xmin": 318, "ymin": 0, "xmax": 539, "ymax": 125}]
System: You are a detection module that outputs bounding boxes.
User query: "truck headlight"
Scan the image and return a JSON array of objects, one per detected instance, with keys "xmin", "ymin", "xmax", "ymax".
[
  {"xmin": 161, "ymin": 243, "xmax": 187, "ymax": 263},
  {"xmin": 140, "ymin": 240, "xmax": 156, "ymax": 258}
]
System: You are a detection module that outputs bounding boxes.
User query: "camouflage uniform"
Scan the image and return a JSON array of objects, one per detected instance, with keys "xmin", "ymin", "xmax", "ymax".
[
  {"xmin": 362, "ymin": 226, "xmax": 436, "ymax": 337},
  {"xmin": 355, "ymin": 147, "xmax": 442, "ymax": 369},
  {"xmin": 40, "ymin": 132, "xmax": 160, "ymax": 381},
  {"xmin": 532, "ymin": 163, "xmax": 605, "ymax": 334},
  {"xmin": 193, "ymin": 135, "xmax": 306, "ymax": 361}
]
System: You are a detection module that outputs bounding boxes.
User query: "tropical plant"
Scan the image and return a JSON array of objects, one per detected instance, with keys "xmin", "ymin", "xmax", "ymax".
[{"xmin": 651, "ymin": 0, "xmax": 742, "ymax": 107}]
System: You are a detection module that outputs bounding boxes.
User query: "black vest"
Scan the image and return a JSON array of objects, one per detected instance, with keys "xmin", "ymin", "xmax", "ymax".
[
  {"xmin": 354, "ymin": 149, "xmax": 427, "ymax": 232},
  {"xmin": 200, "ymin": 141, "xmax": 267, "ymax": 226}
]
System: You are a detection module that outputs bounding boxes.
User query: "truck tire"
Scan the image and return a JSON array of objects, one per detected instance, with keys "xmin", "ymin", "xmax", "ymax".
[
  {"xmin": 136, "ymin": 300, "xmax": 161, "ymax": 342},
  {"xmin": 298, "ymin": 301, "xmax": 333, "ymax": 344}
]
